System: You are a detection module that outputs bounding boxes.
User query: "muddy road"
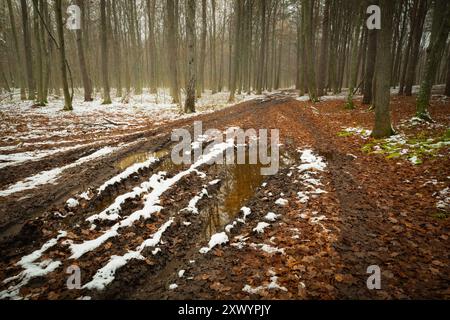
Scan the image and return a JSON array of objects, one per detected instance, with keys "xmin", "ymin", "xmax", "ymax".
[{"xmin": 0, "ymin": 93, "xmax": 449, "ymax": 300}]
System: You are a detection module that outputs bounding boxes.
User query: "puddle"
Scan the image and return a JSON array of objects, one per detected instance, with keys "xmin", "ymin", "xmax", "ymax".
[
  {"xmin": 202, "ymin": 149, "xmax": 295, "ymax": 239},
  {"xmin": 115, "ymin": 148, "xmax": 170, "ymax": 171}
]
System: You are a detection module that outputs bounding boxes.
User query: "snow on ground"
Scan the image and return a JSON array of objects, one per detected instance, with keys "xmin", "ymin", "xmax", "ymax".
[
  {"xmin": 199, "ymin": 232, "xmax": 229, "ymax": 254},
  {"xmin": 0, "ymin": 146, "xmax": 117, "ymax": 198},
  {"xmin": 83, "ymin": 218, "xmax": 174, "ymax": 291},
  {"xmin": 70, "ymin": 138, "xmax": 236, "ymax": 259},
  {"xmin": 97, "ymin": 157, "xmax": 159, "ymax": 194},
  {"xmin": 0, "ymin": 89, "xmax": 264, "ymax": 147},
  {"xmin": 242, "ymin": 269, "xmax": 287, "ymax": 294},
  {"xmin": 0, "ymin": 231, "xmax": 67, "ymax": 299},
  {"xmin": 181, "ymin": 188, "xmax": 209, "ymax": 214},
  {"xmin": 253, "ymin": 222, "xmax": 271, "ymax": 234}
]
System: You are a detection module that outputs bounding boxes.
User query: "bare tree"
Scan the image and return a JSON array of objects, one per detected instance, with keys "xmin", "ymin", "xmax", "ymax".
[
  {"xmin": 100, "ymin": 0, "xmax": 111, "ymax": 104},
  {"xmin": 55, "ymin": 0, "xmax": 72, "ymax": 110},
  {"xmin": 372, "ymin": 0, "xmax": 395, "ymax": 138},
  {"xmin": 416, "ymin": 0, "xmax": 450, "ymax": 120},
  {"xmin": 75, "ymin": 0, "xmax": 93, "ymax": 102},
  {"xmin": 185, "ymin": 0, "xmax": 196, "ymax": 113},
  {"xmin": 20, "ymin": 0, "xmax": 36, "ymax": 100}
]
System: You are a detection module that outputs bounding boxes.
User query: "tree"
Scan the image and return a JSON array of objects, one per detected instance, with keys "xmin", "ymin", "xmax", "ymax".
[
  {"xmin": 146, "ymin": 0, "xmax": 157, "ymax": 94},
  {"xmin": 32, "ymin": 0, "xmax": 45, "ymax": 106},
  {"xmin": 372, "ymin": 0, "xmax": 395, "ymax": 138},
  {"xmin": 303, "ymin": 0, "xmax": 317, "ymax": 101},
  {"xmin": 100, "ymin": 0, "xmax": 111, "ymax": 104},
  {"xmin": 318, "ymin": 0, "xmax": 330, "ymax": 97},
  {"xmin": 445, "ymin": 51, "xmax": 450, "ymax": 97},
  {"xmin": 229, "ymin": 0, "xmax": 242, "ymax": 102},
  {"xmin": 166, "ymin": 0, "xmax": 180, "ymax": 104},
  {"xmin": 75, "ymin": 0, "xmax": 93, "ymax": 102},
  {"xmin": 7, "ymin": 0, "xmax": 26, "ymax": 100},
  {"xmin": 197, "ymin": 0, "xmax": 207, "ymax": 97},
  {"xmin": 55, "ymin": 0, "xmax": 72, "ymax": 111},
  {"xmin": 416, "ymin": 0, "xmax": 450, "ymax": 120},
  {"xmin": 404, "ymin": 0, "xmax": 428, "ymax": 96},
  {"xmin": 185, "ymin": 0, "xmax": 196, "ymax": 113},
  {"xmin": 256, "ymin": 0, "xmax": 268, "ymax": 95},
  {"xmin": 20, "ymin": 0, "xmax": 36, "ymax": 100},
  {"xmin": 363, "ymin": 28, "xmax": 377, "ymax": 105}
]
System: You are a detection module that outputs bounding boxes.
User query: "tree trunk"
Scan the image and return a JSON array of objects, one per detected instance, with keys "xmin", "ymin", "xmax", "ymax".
[
  {"xmin": 256, "ymin": 0, "xmax": 267, "ymax": 95},
  {"xmin": 445, "ymin": 51, "xmax": 450, "ymax": 97},
  {"xmin": 184, "ymin": 0, "xmax": 196, "ymax": 113},
  {"xmin": 197, "ymin": 0, "xmax": 207, "ymax": 97},
  {"xmin": 75, "ymin": 0, "xmax": 93, "ymax": 102},
  {"xmin": 318, "ymin": 0, "xmax": 330, "ymax": 97},
  {"xmin": 303, "ymin": 0, "xmax": 317, "ymax": 101},
  {"xmin": 166, "ymin": 0, "xmax": 180, "ymax": 104},
  {"xmin": 416, "ymin": 0, "xmax": 450, "ymax": 120},
  {"xmin": 363, "ymin": 29, "xmax": 377, "ymax": 105},
  {"xmin": 404, "ymin": 0, "xmax": 428, "ymax": 96},
  {"xmin": 55, "ymin": 0, "xmax": 72, "ymax": 111},
  {"xmin": 229, "ymin": 0, "xmax": 241, "ymax": 102},
  {"xmin": 7, "ymin": 0, "xmax": 26, "ymax": 100},
  {"xmin": 20, "ymin": 0, "xmax": 36, "ymax": 100},
  {"xmin": 100, "ymin": 0, "xmax": 111, "ymax": 104},
  {"xmin": 146, "ymin": 0, "xmax": 157, "ymax": 94},
  {"xmin": 372, "ymin": 0, "xmax": 395, "ymax": 138}
]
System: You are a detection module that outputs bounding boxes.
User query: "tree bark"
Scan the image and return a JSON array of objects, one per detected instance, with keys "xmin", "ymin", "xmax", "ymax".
[
  {"xmin": 185, "ymin": 0, "xmax": 196, "ymax": 113},
  {"xmin": 318, "ymin": 0, "xmax": 330, "ymax": 97},
  {"xmin": 75, "ymin": 0, "xmax": 93, "ymax": 102},
  {"xmin": 7, "ymin": 0, "xmax": 27, "ymax": 100},
  {"xmin": 166, "ymin": 0, "xmax": 180, "ymax": 104},
  {"xmin": 55, "ymin": 0, "xmax": 72, "ymax": 110},
  {"xmin": 404, "ymin": 0, "xmax": 428, "ymax": 96},
  {"xmin": 372, "ymin": 0, "xmax": 395, "ymax": 138},
  {"xmin": 20, "ymin": 0, "xmax": 36, "ymax": 100},
  {"xmin": 416, "ymin": 0, "xmax": 450, "ymax": 119},
  {"xmin": 100, "ymin": 0, "xmax": 111, "ymax": 104}
]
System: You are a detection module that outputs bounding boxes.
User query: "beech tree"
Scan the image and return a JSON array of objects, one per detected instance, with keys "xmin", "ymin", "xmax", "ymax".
[
  {"xmin": 416, "ymin": 0, "xmax": 450, "ymax": 120},
  {"xmin": 184, "ymin": 0, "xmax": 196, "ymax": 113},
  {"xmin": 372, "ymin": 0, "xmax": 395, "ymax": 138}
]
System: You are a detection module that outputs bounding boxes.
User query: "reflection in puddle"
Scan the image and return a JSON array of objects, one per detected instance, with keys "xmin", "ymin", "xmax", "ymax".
[
  {"xmin": 202, "ymin": 150, "xmax": 294, "ymax": 239},
  {"xmin": 115, "ymin": 149, "xmax": 170, "ymax": 171}
]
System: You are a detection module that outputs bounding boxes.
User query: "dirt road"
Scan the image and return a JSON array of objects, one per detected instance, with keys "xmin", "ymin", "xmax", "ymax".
[{"xmin": 0, "ymin": 93, "xmax": 449, "ymax": 300}]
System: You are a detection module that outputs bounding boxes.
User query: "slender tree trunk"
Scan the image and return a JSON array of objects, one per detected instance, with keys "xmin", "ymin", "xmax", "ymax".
[
  {"xmin": 100, "ymin": 0, "xmax": 111, "ymax": 104},
  {"xmin": 32, "ymin": 0, "xmax": 45, "ymax": 105},
  {"xmin": 372, "ymin": 0, "xmax": 395, "ymax": 138},
  {"xmin": 303, "ymin": 0, "xmax": 317, "ymax": 101},
  {"xmin": 318, "ymin": 0, "xmax": 330, "ymax": 97},
  {"xmin": 229, "ymin": 0, "xmax": 241, "ymax": 102},
  {"xmin": 256, "ymin": 0, "xmax": 267, "ymax": 95},
  {"xmin": 185, "ymin": 0, "xmax": 196, "ymax": 113},
  {"xmin": 20, "ymin": 0, "xmax": 36, "ymax": 100},
  {"xmin": 166, "ymin": 0, "xmax": 180, "ymax": 104},
  {"xmin": 147, "ymin": 0, "xmax": 157, "ymax": 94},
  {"xmin": 445, "ymin": 51, "xmax": 450, "ymax": 97},
  {"xmin": 405, "ymin": 0, "xmax": 428, "ymax": 96},
  {"xmin": 7, "ymin": 0, "xmax": 26, "ymax": 100},
  {"xmin": 416, "ymin": 0, "xmax": 450, "ymax": 120},
  {"xmin": 75, "ymin": 0, "xmax": 93, "ymax": 102},
  {"xmin": 55, "ymin": 0, "xmax": 72, "ymax": 111},
  {"xmin": 363, "ymin": 29, "xmax": 377, "ymax": 105}
]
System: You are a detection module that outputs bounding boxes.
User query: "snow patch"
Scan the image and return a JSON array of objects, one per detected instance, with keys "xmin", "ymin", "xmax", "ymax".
[{"xmin": 199, "ymin": 232, "xmax": 229, "ymax": 254}]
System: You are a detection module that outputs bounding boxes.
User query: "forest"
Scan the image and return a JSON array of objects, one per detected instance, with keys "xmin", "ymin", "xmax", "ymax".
[{"xmin": 0, "ymin": 0, "xmax": 449, "ymax": 301}]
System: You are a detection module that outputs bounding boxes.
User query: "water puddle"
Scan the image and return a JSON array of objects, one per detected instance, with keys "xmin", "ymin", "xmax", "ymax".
[
  {"xmin": 115, "ymin": 148, "xmax": 171, "ymax": 171},
  {"xmin": 202, "ymin": 149, "xmax": 295, "ymax": 239}
]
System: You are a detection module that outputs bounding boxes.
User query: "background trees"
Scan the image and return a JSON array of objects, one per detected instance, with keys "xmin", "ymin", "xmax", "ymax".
[{"xmin": 0, "ymin": 0, "xmax": 448, "ymax": 121}]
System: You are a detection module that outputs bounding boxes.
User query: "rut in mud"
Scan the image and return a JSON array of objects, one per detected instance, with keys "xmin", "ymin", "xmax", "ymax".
[{"xmin": 0, "ymin": 93, "xmax": 448, "ymax": 300}]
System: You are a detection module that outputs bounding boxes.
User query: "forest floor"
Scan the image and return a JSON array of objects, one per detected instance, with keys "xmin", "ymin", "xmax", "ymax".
[{"xmin": 0, "ymin": 90, "xmax": 448, "ymax": 300}]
